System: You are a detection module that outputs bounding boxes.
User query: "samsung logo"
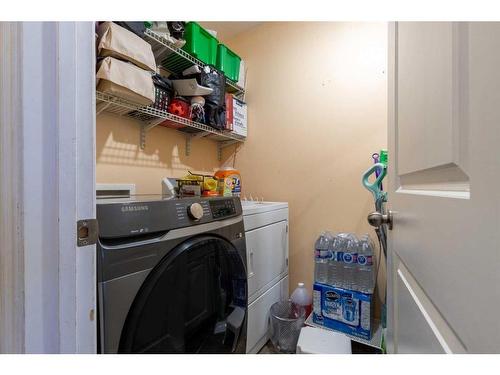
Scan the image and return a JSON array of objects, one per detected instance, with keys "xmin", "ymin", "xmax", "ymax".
[{"xmin": 121, "ymin": 205, "xmax": 149, "ymax": 213}]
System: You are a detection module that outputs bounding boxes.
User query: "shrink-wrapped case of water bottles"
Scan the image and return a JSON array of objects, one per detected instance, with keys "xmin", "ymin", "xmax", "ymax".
[{"xmin": 313, "ymin": 232, "xmax": 376, "ymax": 340}]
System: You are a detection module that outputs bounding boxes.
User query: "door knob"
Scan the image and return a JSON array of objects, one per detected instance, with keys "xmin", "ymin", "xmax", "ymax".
[{"xmin": 367, "ymin": 211, "xmax": 393, "ymax": 230}]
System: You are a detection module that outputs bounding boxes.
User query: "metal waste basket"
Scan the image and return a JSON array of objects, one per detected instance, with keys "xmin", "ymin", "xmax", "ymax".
[{"xmin": 269, "ymin": 301, "xmax": 305, "ymax": 353}]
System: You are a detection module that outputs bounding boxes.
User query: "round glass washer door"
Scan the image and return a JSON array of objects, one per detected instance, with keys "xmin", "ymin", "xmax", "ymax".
[{"xmin": 118, "ymin": 235, "xmax": 247, "ymax": 354}]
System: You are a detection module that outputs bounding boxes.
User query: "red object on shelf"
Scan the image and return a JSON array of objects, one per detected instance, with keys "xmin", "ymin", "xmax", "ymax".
[
  {"xmin": 168, "ymin": 97, "xmax": 190, "ymax": 118},
  {"xmin": 161, "ymin": 97, "xmax": 190, "ymax": 129},
  {"xmin": 225, "ymin": 93, "xmax": 234, "ymax": 131},
  {"xmin": 202, "ymin": 190, "xmax": 219, "ymax": 197}
]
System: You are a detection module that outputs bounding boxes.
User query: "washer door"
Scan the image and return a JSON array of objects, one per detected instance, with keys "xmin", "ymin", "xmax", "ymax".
[{"xmin": 118, "ymin": 235, "xmax": 247, "ymax": 353}]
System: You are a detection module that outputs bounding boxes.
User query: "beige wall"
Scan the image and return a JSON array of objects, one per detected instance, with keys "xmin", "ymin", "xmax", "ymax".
[
  {"xmin": 221, "ymin": 22, "xmax": 388, "ymax": 301},
  {"xmin": 96, "ymin": 22, "xmax": 388, "ymax": 307},
  {"xmin": 96, "ymin": 113, "xmax": 221, "ymax": 194}
]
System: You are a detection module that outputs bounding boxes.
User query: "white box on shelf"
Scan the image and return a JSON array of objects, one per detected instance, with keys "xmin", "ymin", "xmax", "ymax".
[
  {"xmin": 237, "ymin": 60, "xmax": 246, "ymax": 88},
  {"xmin": 232, "ymin": 98, "xmax": 247, "ymax": 138}
]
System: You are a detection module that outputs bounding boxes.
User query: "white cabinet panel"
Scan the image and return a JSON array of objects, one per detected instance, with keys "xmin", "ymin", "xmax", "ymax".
[
  {"xmin": 246, "ymin": 280, "xmax": 282, "ymax": 353},
  {"xmin": 280, "ymin": 275, "xmax": 289, "ymax": 300},
  {"xmin": 243, "ymin": 207, "xmax": 288, "ymax": 231},
  {"xmin": 245, "ymin": 220, "xmax": 288, "ymax": 302}
]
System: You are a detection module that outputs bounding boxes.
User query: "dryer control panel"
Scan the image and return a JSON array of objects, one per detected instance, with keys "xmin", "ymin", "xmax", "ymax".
[{"xmin": 210, "ymin": 198, "xmax": 236, "ymax": 219}]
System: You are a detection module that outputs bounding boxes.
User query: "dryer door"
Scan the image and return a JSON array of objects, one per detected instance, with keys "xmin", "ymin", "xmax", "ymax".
[{"xmin": 118, "ymin": 235, "xmax": 247, "ymax": 354}]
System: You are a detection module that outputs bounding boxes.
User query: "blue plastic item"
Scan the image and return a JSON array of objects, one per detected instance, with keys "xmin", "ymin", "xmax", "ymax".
[
  {"xmin": 362, "ymin": 162, "xmax": 387, "ymax": 203},
  {"xmin": 372, "ymin": 153, "xmax": 382, "ymax": 190}
]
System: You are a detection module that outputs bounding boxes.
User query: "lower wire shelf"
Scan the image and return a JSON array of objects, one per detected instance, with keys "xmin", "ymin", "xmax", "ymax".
[{"xmin": 96, "ymin": 91, "xmax": 245, "ymax": 157}]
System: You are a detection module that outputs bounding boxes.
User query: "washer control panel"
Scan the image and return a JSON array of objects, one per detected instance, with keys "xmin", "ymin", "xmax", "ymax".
[
  {"xmin": 175, "ymin": 200, "xmax": 211, "ymax": 223},
  {"xmin": 210, "ymin": 199, "xmax": 236, "ymax": 219},
  {"xmin": 97, "ymin": 196, "xmax": 241, "ymax": 238},
  {"xmin": 187, "ymin": 202, "xmax": 204, "ymax": 220}
]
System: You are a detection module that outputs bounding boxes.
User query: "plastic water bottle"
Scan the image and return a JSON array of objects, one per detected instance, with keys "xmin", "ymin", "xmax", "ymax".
[
  {"xmin": 330, "ymin": 233, "xmax": 353, "ymax": 288},
  {"xmin": 342, "ymin": 234, "xmax": 359, "ymax": 291},
  {"xmin": 357, "ymin": 234, "xmax": 375, "ymax": 293},
  {"xmin": 290, "ymin": 282, "xmax": 313, "ymax": 317},
  {"xmin": 327, "ymin": 234, "xmax": 344, "ymax": 287},
  {"xmin": 314, "ymin": 232, "xmax": 333, "ymax": 284}
]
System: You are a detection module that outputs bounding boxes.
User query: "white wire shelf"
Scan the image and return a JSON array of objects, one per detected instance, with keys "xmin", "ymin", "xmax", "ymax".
[
  {"xmin": 143, "ymin": 29, "xmax": 245, "ymax": 98},
  {"xmin": 96, "ymin": 91, "xmax": 245, "ymax": 158}
]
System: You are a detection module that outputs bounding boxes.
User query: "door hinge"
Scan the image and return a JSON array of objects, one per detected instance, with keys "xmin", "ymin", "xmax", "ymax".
[
  {"xmin": 286, "ymin": 224, "xmax": 289, "ymax": 233},
  {"xmin": 77, "ymin": 219, "xmax": 98, "ymax": 247}
]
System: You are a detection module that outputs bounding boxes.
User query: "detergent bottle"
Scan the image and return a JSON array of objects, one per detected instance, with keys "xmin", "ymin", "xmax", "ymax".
[
  {"xmin": 214, "ymin": 167, "xmax": 241, "ymax": 197},
  {"xmin": 290, "ymin": 282, "xmax": 313, "ymax": 317}
]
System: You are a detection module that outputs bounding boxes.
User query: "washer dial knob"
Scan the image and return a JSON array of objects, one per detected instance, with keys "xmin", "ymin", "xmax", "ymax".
[{"xmin": 187, "ymin": 203, "xmax": 204, "ymax": 220}]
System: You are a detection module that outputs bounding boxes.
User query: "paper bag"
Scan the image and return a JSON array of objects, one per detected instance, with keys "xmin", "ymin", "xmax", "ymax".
[
  {"xmin": 97, "ymin": 22, "xmax": 156, "ymax": 72},
  {"xmin": 96, "ymin": 57, "xmax": 155, "ymax": 106}
]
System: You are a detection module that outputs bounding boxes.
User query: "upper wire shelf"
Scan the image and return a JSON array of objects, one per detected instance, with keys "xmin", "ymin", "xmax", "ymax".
[{"xmin": 143, "ymin": 29, "xmax": 245, "ymax": 98}]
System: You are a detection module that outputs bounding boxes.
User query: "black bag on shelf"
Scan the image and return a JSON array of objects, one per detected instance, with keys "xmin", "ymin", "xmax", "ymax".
[
  {"xmin": 113, "ymin": 22, "xmax": 147, "ymax": 37},
  {"xmin": 151, "ymin": 74, "xmax": 173, "ymax": 112},
  {"xmin": 201, "ymin": 66, "xmax": 226, "ymax": 130},
  {"xmin": 167, "ymin": 22, "xmax": 186, "ymax": 40},
  {"xmin": 200, "ymin": 66, "xmax": 226, "ymax": 106},
  {"xmin": 204, "ymin": 103, "xmax": 226, "ymax": 131},
  {"xmin": 182, "ymin": 65, "xmax": 226, "ymax": 130},
  {"xmin": 183, "ymin": 66, "xmax": 225, "ymax": 105}
]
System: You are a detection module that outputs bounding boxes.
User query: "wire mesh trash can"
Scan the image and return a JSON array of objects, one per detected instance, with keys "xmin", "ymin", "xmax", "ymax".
[{"xmin": 269, "ymin": 301, "xmax": 306, "ymax": 353}]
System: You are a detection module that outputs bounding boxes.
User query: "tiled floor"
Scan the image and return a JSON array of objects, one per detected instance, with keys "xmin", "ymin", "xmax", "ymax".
[
  {"xmin": 258, "ymin": 339, "xmax": 381, "ymax": 354},
  {"xmin": 257, "ymin": 340, "xmax": 280, "ymax": 354}
]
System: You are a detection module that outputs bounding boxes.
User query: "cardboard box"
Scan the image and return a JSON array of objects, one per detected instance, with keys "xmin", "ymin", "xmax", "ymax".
[
  {"xmin": 96, "ymin": 57, "xmax": 155, "ymax": 106},
  {"xmin": 312, "ymin": 283, "xmax": 373, "ymax": 340},
  {"xmin": 97, "ymin": 22, "xmax": 156, "ymax": 72},
  {"xmin": 225, "ymin": 93, "xmax": 234, "ymax": 131},
  {"xmin": 232, "ymin": 98, "xmax": 247, "ymax": 138},
  {"xmin": 237, "ymin": 60, "xmax": 246, "ymax": 88}
]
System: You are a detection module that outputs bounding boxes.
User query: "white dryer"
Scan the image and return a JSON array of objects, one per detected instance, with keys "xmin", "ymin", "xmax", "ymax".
[{"xmin": 241, "ymin": 201, "xmax": 289, "ymax": 353}]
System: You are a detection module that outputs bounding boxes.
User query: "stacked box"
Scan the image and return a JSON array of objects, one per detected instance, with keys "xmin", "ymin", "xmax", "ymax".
[
  {"xmin": 312, "ymin": 283, "xmax": 373, "ymax": 340},
  {"xmin": 182, "ymin": 22, "xmax": 218, "ymax": 65},
  {"xmin": 216, "ymin": 44, "xmax": 241, "ymax": 82},
  {"xmin": 232, "ymin": 98, "xmax": 247, "ymax": 137},
  {"xmin": 225, "ymin": 93, "xmax": 234, "ymax": 131}
]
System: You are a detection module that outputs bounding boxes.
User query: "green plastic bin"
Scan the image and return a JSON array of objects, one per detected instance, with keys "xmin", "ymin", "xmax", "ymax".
[
  {"xmin": 216, "ymin": 44, "xmax": 241, "ymax": 82},
  {"xmin": 182, "ymin": 22, "xmax": 218, "ymax": 65}
]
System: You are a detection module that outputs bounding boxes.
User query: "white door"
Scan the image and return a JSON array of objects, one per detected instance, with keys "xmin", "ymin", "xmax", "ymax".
[
  {"xmin": 387, "ymin": 22, "xmax": 500, "ymax": 353},
  {"xmin": 0, "ymin": 22, "xmax": 96, "ymax": 353}
]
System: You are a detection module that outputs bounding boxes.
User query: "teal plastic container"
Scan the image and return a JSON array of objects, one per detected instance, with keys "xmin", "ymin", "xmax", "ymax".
[
  {"xmin": 216, "ymin": 44, "xmax": 241, "ymax": 82},
  {"xmin": 182, "ymin": 22, "xmax": 218, "ymax": 65}
]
